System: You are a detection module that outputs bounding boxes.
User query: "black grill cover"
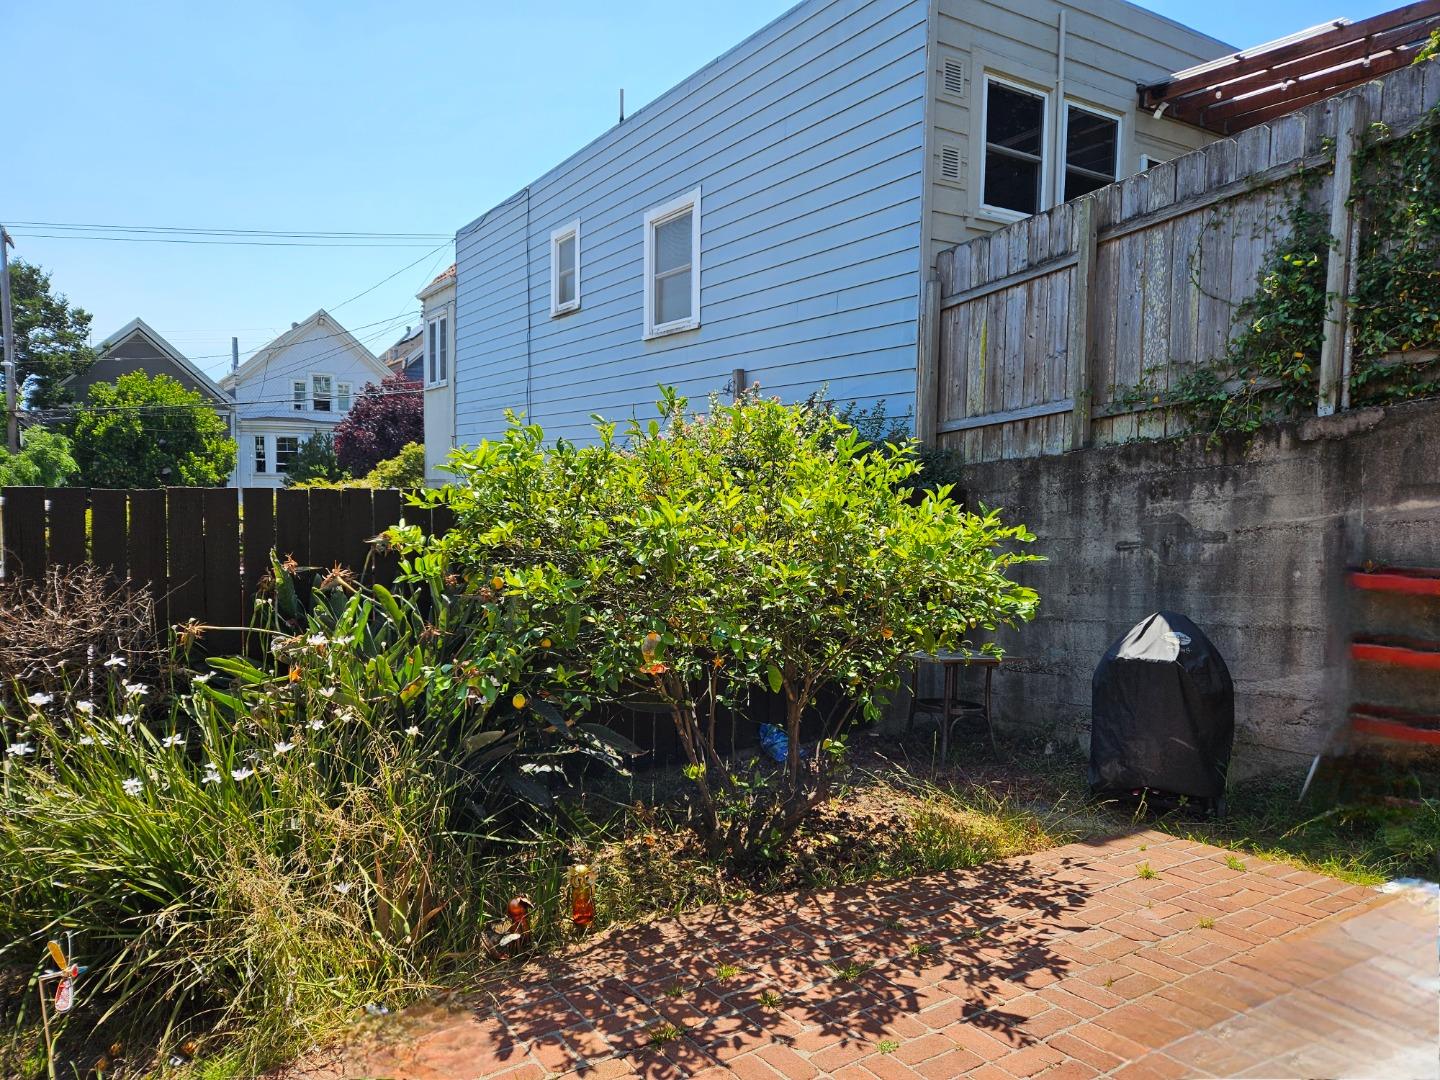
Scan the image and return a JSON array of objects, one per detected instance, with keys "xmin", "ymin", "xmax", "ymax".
[{"xmin": 1089, "ymin": 612, "xmax": 1234, "ymax": 800}]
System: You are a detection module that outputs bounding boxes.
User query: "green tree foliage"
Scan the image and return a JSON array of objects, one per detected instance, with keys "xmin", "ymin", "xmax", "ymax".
[
  {"xmin": 397, "ymin": 389, "xmax": 1039, "ymax": 859},
  {"xmin": 2, "ymin": 259, "xmax": 95, "ymax": 407},
  {"xmin": 365, "ymin": 441, "xmax": 426, "ymax": 487},
  {"xmin": 71, "ymin": 371, "xmax": 236, "ymax": 488},
  {"xmin": 0, "ymin": 427, "xmax": 78, "ymax": 486},
  {"xmin": 282, "ymin": 431, "xmax": 345, "ymax": 487},
  {"xmin": 294, "ymin": 441, "xmax": 426, "ymax": 489}
]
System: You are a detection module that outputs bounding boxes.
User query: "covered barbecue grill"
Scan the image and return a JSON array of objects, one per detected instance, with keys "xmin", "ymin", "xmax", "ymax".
[{"xmin": 1090, "ymin": 611, "xmax": 1234, "ymax": 814}]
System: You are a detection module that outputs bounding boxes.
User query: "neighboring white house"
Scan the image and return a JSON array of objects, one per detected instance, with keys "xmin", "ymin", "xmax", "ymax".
[
  {"xmin": 219, "ymin": 310, "xmax": 392, "ymax": 488},
  {"xmin": 448, "ymin": 0, "xmax": 1230, "ymax": 446},
  {"xmin": 419, "ymin": 264, "xmax": 456, "ymax": 483}
]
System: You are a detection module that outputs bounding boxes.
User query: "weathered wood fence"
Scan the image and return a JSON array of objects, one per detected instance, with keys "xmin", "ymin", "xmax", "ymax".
[
  {"xmin": 916, "ymin": 60, "xmax": 1440, "ymax": 460},
  {"xmin": 0, "ymin": 487, "xmax": 451, "ymax": 643}
]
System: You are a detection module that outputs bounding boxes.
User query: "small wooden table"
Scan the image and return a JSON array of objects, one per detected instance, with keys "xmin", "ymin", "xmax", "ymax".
[{"xmin": 907, "ymin": 651, "xmax": 1017, "ymax": 758}]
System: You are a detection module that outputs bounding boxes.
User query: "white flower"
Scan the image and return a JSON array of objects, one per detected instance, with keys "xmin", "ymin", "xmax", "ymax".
[
  {"xmin": 123, "ymin": 681, "xmax": 149, "ymax": 699},
  {"xmin": 7, "ymin": 742, "xmax": 34, "ymax": 757},
  {"xmin": 201, "ymin": 766, "xmax": 222, "ymax": 785},
  {"xmin": 405, "ymin": 725, "xmax": 421, "ymax": 737},
  {"xmin": 116, "ymin": 713, "xmax": 137, "ymax": 727},
  {"xmin": 273, "ymin": 740, "xmax": 295, "ymax": 755},
  {"xmin": 162, "ymin": 734, "xmax": 185, "ymax": 748},
  {"xmin": 75, "ymin": 700, "xmax": 95, "ymax": 715},
  {"xmin": 317, "ymin": 686, "xmax": 336, "ymax": 699},
  {"xmin": 27, "ymin": 692, "xmax": 53, "ymax": 707},
  {"xmin": 307, "ymin": 634, "xmax": 328, "ymax": 648},
  {"xmin": 307, "ymin": 718, "xmax": 324, "ymax": 731},
  {"xmin": 122, "ymin": 777, "xmax": 143, "ymax": 796},
  {"xmin": 103, "ymin": 654, "xmax": 127, "ymax": 668},
  {"xmin": 192, "ymin": 672, "xmax": 213, "ymax": 685},
  {"xmin": 231, "ymin": 767, "xmax": 254, "ymax": 781},
  {"xmin": 78, "ymin": 736, "xmax": 95, "ymax": 746},
  {"xmin": 333, "ymin": 882, "xmax": 354, "ymax": 896}
]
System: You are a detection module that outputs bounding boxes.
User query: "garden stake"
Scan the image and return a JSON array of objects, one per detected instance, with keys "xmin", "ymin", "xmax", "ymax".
[{"xmin": 37, "ymin": 936, "xmax": 86, "ymax": 1080}]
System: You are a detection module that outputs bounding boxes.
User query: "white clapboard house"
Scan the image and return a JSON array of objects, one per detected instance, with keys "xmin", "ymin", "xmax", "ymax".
[{"xmin": 220, "ymin": 311, "xmax": 392, "ymax": 488}]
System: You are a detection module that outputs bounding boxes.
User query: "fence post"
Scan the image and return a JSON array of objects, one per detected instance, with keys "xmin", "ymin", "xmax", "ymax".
[
  {"xmin": 1318, "ymin": 93, "xmax": 1364, "ymax": 417},
  {"xmin": 916, "ymin": 275, "xmax": 941, "ymax": 445},
  {"xmin": 1067, "ymin": 197, "xmax": 1098, "ymax": 450}
]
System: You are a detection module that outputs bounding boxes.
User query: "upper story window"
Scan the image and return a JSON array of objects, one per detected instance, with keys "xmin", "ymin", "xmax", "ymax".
[
  {"xmin": 292, "ymin": 380, "xmax": 306, "ymax": 411},
  {"xmin": 254, "ymin": 435, "xmax": 267, "ymax": 474},
  {"xmin": 550, "ymin": 221, "xmax": 580, "ymax": 316},
  {"xmin": 275, "ymin": 436, "xmax": 299, "ymax": 473},
  {"xmin": 426, "ymin": 315, "xmax": 449, "ymax": 387},
  {"xmin": 1064, "ymin": 104, "xmax": 1120, "ymax": 201},
  {"xmin": 337, "ymin": 381, "xmax": 352, "ymax": 412},
  {"xmin": 982, "ymin": 78, "xmax": 1047, "ymax": 216},
  {"xmin": 311, "ymin": 374, "xmax": 333, "ymax": 412},
  {"xmin": 643, "ymin": 188, "xmax": 701, "ymax": 338}
]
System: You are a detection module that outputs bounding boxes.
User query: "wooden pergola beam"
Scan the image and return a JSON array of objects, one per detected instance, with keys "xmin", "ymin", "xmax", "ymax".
[
  {"xmin": 1141, "ymin": 0, "xmax": 1440, "ymax": 109},
  {"xmin": 1197, "ymin": 47, "xmax": 1418, "ymax": 132}
]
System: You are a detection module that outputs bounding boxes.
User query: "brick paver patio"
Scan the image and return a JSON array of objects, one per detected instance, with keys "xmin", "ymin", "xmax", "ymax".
[{"xmin": 309, "ymin": 831, "xmax": 1438, "ymax": 1079}]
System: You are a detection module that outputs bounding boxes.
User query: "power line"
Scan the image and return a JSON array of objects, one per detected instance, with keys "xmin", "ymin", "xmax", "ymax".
[
  {"xmin": 10, "ymin": 220, "xmax": 451, "ymax": 239},
  {"xmin": 11, "ymin": 233, "xmax": 442, "ymax": 248},
  {"xmin": 20, "ymin": 311, "xmax": 421, "ymax": 367},
  {"xmin": 328, "ymin": 244, "xmax": 452, "ymax": 313}
]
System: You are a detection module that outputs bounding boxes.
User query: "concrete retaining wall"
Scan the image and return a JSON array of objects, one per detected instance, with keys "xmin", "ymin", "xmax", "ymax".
[{"xmin": 960, "ymin": 399, "xmax": 1440, "ymax": 774}]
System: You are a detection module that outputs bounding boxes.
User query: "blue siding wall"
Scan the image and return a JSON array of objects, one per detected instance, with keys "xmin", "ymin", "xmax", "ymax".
[{"xmin": 454, "ymin": 0, "xmax": 928, "ymax": 445}]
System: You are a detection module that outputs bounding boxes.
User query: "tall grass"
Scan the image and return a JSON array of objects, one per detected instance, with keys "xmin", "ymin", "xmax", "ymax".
[{"xmin": 0, "ymin": 563, "xmax": 637, "ymax": 1070}]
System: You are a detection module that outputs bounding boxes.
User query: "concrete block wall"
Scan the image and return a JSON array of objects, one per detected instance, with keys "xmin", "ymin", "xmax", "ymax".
[{"xmin": 959, "ymin": 399, "xmax": 1440, "ymax": 774}]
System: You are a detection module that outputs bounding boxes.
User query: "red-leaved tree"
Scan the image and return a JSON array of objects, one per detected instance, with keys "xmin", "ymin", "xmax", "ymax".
[{"xmin": 333, "ymin": 375, "xmax": 423, "ymax": 477}]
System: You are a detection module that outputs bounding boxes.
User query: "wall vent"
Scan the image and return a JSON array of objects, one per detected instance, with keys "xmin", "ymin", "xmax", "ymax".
[
  {"xmin": 939, "ymin": 143, "xmax": 963, "ymax": 184},
  {"xmin": 941, "ymin": 57, "xmax": 966, "ymax": 98}
]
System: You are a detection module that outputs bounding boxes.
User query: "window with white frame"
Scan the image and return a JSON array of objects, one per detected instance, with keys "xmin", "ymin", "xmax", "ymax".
[
  {"xmin": 1063, "ymin": 104, "xmax": 1120, "ymax": 201},
  {"xmin": 337, "ymin": 381, "xmax": 352, "ymax": 412},
  {"xmin": 275, "ymin": 436, "xmax": 299, "ymax": 473},
  {"xmin": 643, "ymin": 188, "xmax": 701, "ymax": 338},
  {"xmin": 254, "ymin": 435, "xmax": 267, "ymax": 473},
  {"xmin": 981, "ymin": 78, "xmax": 1047, "ymax": 216},
  {"xmin": 1139, "ymin": 153, "xmax": 1167, "ymax": 172},
  {"xmin": 550, "ymin": 221, "xmax": 580, "ymax": 316},
  {"xmin": 292, "ymin": 380, "xmax": 306, "ymax": 411},
  {"xmin": 311, "ymin": 374, "xmax": 332, "ymax": 412},
  {"xmin": 426, "ymin": 315, "xmax": 449, "ymax": 387}
]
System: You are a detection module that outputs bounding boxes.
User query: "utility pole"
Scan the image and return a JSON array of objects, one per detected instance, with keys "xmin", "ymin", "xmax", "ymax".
[{"xmin": 1, "ymin": 225, "xmax": 19, "ymax": 453}]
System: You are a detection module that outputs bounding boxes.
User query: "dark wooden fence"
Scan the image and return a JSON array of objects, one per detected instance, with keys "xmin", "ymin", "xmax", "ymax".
[{"xmin": 0, "ymin": 487, "xmax": 452, "ymax": 650}]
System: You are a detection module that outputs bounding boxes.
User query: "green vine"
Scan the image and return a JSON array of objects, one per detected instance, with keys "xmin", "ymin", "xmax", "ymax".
[{"xmin": 1125, "ymin": 96, "xmax": 1440, "ymax": 444}]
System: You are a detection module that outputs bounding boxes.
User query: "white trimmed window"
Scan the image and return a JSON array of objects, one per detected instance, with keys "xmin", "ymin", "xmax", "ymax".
[
  {"xmin": 643, "ymin": 188, "xmax": 701, "ymax": 338},
  {"xmin": 254, "ymin": 435, "xmax": 267, "ymax": 473},
  {"xmin": 550, "ymin": 221, "xmax": 580, "ymax": 316},
  {"xmin": 275, "ymin": 436, "xmax": 299, "ymax": 473},
  {"xmin": 1063, "ymin": 103, "xmax": 1120, "ymax": 201},
  {"xmin": 426, "ymin": 315, "xmax": 449, "ymax": 387},
  {"xmin": 981, "ymin": 77, "xmax": 1048, "ymax": 217},
  {"xmin": 292, "ymin": 380, "xmax": 306, "ymax": 411},
  {"xmin": 311, "ymin": 374, "xmax": 332, "ymax": 412},
  {"xmin": 337, "ymin": 381, "xmax": 352, "ymax": 412}
]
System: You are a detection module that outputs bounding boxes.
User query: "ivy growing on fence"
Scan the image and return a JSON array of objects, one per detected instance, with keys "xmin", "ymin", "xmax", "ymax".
[{"xmin": 1150, "ymin": 98, "xmax": 1440, "ymax": 444}]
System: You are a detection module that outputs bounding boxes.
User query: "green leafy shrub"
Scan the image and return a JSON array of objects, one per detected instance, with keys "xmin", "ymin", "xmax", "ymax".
[
  {"xmin": 294, "ymin": 441, "xmax": 426, "ymax": 490},
  {"xmin": 281, "ymin": 431, "xmax": 346, "ymax": 487},
  {"xmin": 0, "ymin": 427, "xmax": 78, "ymax": 487},
  {"xmin": 365, "ymin": 441, "xmax": 426, "ymax": 488},
  {"xmin": 71, "ymin": 371, "xmax": 235, "ymax": 487},
  {"xmin": 403, "ymin": 389, "xmax": 1038, "ymax": 860}
]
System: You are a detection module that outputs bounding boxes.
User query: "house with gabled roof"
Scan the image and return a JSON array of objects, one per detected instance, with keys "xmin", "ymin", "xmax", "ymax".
[
  {"xmin": 219, "ymin": 310, "xmax": 391, "ymax": 488},
  {"xmin": 78, "ymin": 317, "xmax": 231, "ymax": 408},
  {"xmin": 449, "ymin": 0, "xmax": 1233, "ymax": 445}
]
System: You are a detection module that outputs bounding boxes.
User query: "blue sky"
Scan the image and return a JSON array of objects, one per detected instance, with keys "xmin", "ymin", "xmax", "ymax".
[{"xmin": 6, "ymin": 0, "xmax": 1393, "ymax": 381}]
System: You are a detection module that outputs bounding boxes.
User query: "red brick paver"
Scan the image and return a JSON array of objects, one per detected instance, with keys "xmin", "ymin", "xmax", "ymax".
[{"xmin": 306, "ymin": 832, "xmax": 1439, "ymax": 1079}]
